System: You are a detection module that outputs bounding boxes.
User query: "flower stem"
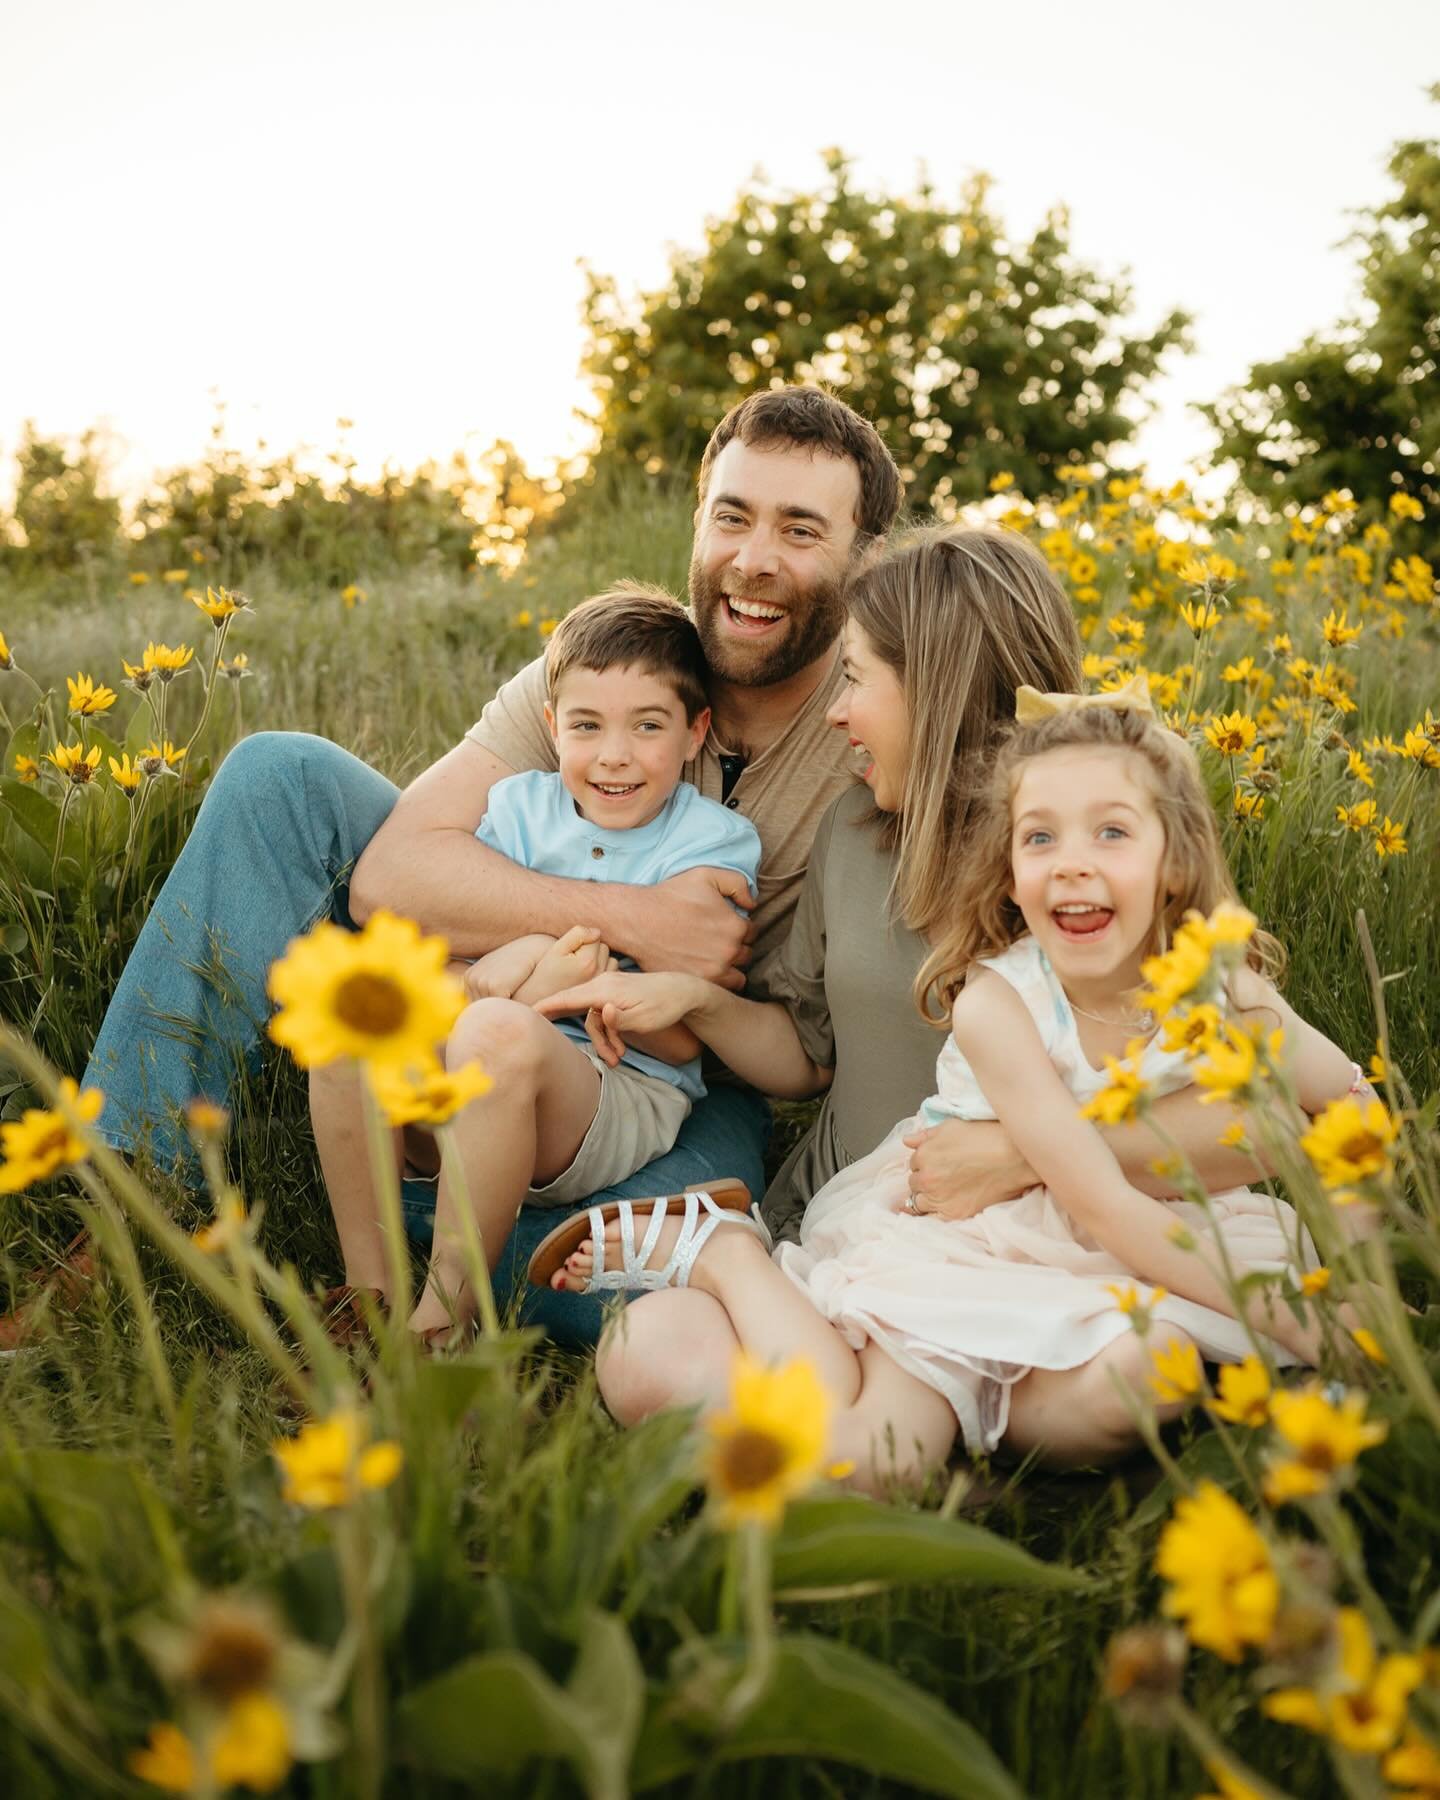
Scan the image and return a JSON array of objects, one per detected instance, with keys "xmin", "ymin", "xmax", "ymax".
[{"xmin": 720, "ymin": 1524, "xmax": 776, "ymax": 1729}]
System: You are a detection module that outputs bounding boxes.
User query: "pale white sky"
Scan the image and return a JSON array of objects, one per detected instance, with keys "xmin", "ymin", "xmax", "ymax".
[{"xmin": 2, "ymin": 0, "xmax": 1438, "ymax": 505}]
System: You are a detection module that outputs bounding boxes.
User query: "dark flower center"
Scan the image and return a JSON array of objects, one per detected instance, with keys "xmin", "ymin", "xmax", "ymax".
[
  {"xmin": 334, "ymin": 973, "xmax": 409, "ymax": 1036},
  {"xmin": 716, "ymin": 1428, "xmax": 787, "ymax": 1494}
]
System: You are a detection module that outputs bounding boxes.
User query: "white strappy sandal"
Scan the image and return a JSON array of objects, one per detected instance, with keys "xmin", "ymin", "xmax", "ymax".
[{"xmin": 525, "ymin": 1179, "xmax": 771, "ymax": 1294}]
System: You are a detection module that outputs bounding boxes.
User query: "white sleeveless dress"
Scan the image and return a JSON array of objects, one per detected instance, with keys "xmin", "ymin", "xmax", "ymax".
[{"xmin": 775, "ymin": 936, "xmax": 1315, "ymax": 1454}]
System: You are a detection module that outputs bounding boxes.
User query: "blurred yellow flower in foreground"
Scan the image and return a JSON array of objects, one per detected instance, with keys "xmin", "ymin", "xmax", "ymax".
[
  {"xmin": 1149, "ymin": 1336, "xmax": 1203, "ymax": 1404},
  {"xmin": 14, "ymin": 753, "xmax": 38, "ymax": 783},
  {"xmin": 1197, "ymin": 1758, "xmax": 1264, "ymax": 1800},
  {"xmin": 47, "ymin": 741, "xmax": 102, "ymax": 784},
  {"xmin": 704, "ymin": 1354, "xmax": 830, "ymax": 1528},
  {"xmin": 1389, "ymin": 491, "xmax": 1425, "ymax": 522},
  {"xmin": 1385, "ymin": 1731, "xmax": 1440, "ymax": 1793},
  {"xmin": 66, "ymin": 672, "xmax": 117, "ymax": 716},
  {"xmin": 272, "ymin": 1410, "xmax": 403, "ymax": 1510},
  {"xmin": 0, "ymin": 1079, "xmax": 104, "ymax": 1193},
  {"xmin": 1079, "ymin": 1054, "xmax": 1150, "ymax": 1125},
  {"xmin": 1264, "ymin": 1607, "xmax": 1421, "ymax": 1754},
  {"xmin": 1207, "ymin": 1356, "xmax": 1271, "ymax": 1428},
  {"xmin": 1300, "ymin": 1095, "xmax": 1399, "ymax": 1190},
  {"xmin": 267, "ymin": 910, "xmax": 464, "ymax": 1072},
  {"xmin": 368, "ymin": 1059, "xmax": 492, "ymax": 1127},
  {"xmin": 211, "ymin": 1691, "xmax": 292, "ymax": 1790},
  {"xmin": 1156, "ymin": 1481, "xmax": 1276, "ymax": 1661},
  {"xmin": 1300, "ymin": 1267, "xmax": 1331, "ymax": 1296},
  {"xmin": 128, "ymin": 1721, "xmax": 197, "ymax": 1791},
  {"xmin": 1263, "ymin": 1386, "xmax": 1387, "ymax": 1506},
  {"xmin": 1192, "ymin": 1023, "xmax": 1273, "ymax": 1104},
  {"xmin": 1352, "ymin": 1327, "xmax": 1387, "ymax": 1365}
]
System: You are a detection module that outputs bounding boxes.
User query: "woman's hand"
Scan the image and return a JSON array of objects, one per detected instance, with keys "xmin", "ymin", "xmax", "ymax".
[
  {"xmin": 901, "ymin": 1118, "xmax": 1035, "ymax": 1219},
  {"xmin": 535, "ymin": 970, "xmax": 708, "ymax": 1064}
]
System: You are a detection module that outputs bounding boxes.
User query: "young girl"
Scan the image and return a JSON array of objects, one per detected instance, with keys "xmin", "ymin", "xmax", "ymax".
[{"xmin": 541, "ymin": 694, "xmax": 1361, "ymax": 1484}]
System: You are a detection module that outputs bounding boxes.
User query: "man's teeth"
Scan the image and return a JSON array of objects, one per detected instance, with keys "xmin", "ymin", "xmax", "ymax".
[{"xmin": 728, "ymin": 597, "xmax": 785, "ymax": 621}]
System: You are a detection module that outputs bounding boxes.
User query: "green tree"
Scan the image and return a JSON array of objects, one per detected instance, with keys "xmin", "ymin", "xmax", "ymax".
[
  {"xmin": 578, "ymin": 151, "xmax": 1190, "ymax": 511},
  {"xmin": 1205, "ymin": 86, "xmax": 1440, "ymax": 519},
  {"xmin": 3, "ymin": 423, "xmax": 122, "ymax": 569}
]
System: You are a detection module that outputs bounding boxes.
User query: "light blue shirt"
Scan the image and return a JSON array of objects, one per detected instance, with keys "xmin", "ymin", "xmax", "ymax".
[{"xmin": 476, "ymin": 770, "xmax": 762, "ymax": 1099}]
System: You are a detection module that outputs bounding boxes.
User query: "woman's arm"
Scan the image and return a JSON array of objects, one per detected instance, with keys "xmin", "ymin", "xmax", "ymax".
[
  {"xmin": 951, "ymin": 972, "xmax": 1322, "ymax": 1363},
  {"xmin": 535, "ymin": 971, "xmax": 833, "ymax": 1100}
]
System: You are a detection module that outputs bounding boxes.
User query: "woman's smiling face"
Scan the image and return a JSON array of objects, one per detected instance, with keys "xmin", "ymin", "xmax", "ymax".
[{"xmin": 827, "ymin": 619, "xmax": 909, "ymax": 812}]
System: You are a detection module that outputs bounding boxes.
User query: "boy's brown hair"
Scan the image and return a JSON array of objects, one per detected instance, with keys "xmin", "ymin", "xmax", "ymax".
[{"xmin": 544, "ymin": 583, "xmax": 709, "ymax": 723}]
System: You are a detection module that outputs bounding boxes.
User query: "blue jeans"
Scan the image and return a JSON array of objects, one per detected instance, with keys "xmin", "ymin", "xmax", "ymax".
[{"xmin": 84, "ymin": 731, "xmax": 770, "ymax": 1350}]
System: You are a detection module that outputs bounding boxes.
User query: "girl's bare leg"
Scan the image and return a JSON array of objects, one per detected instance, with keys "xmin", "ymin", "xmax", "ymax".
[
  {"xmin": 408, "ymin": 998, "xmax": 601, "ymax": 1340},
  {"xmin": 1002, "ymin": 1329, "xmax": 1197, "ymax": 1466},
  {"xmin": 597, "ymin": 1289, "xmax": 741, "ymax": 1422},
  {"xmin": 309, "ymin": 1060, "xmax": 404, "ymax": 1300}
]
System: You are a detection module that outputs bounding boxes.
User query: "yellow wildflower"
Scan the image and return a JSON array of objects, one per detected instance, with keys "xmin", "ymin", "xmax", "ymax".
[
  {"xmin": 704, "ymin": 1353, "xmax": 830, "ymax": 1528},
  {"xmin": 1300, "ymin": 1268, "xmax": 1331, "ymax": 1297},
  {"xmin": 340, "ymin": 584, "xmax": 367, "ymax": 608},
  {"xmin": 1300, "ymin": 1095, "xmax": 1399, "ymax": 1189},
  {"xmin": 1346, "ymin": 749, "xmax": 1374, "ymax": 787},
  {"xmin": 539, "ymin": 617, "xmax": 559, "ymax": 637},
  {"xmin": 122, "ymin": 656, "xmax": 156, "ymax": 693},
  {"xmin": 1263, "ymin": 1385, "xmax": 1387, "ymax": 1507},
  {"xmin": 272, "ymin": 1410, "xmax": 403, "ymax": 1509},
  {"xmin": 142, "ymin": 642, "xmax": 195, "ymax": 680},
  {"xmin": 512, "ymin": 609, "xmax": 533, "ymax": 627},
  {"xmin": 1197, "ymin": 1758, "xmax": 1265, "ymax": 1800},
  {"xmin": 1217, "ymin": 1121, "xmax": 1249, "ymax": 1149},
  {"xmin": 194, "ymin": 1195, "xmax": 249, "ymax": 1256},
  {"xmin": 367, "ymin": 1059, "xmax": 493, "ymax": 1128},
  {"xmin": 1149, "ymin": 1336, "xmax": 1203, "ymax": 1404},
  {"xmin": 1232, "ymin": 787, "xmax": 1265, "ymax": 820},
  {"xmin": 138, "ymin": 741, "xmax": 188, "ymax": 776},
  {"xmin": 1068, "ymin": 553, "xmax": 1099, "ymax": 585},
  {"xmin": 1192, "ymin": 1023, "xmax": 1269, "ymax": 1104},
  {"xmin": 161, "ymin": 568, "xmax": 188, "ymax": 584},
  {"xmin": 1389, "ymin": 492, "xmax": 1425, "ymax": 522},
  {"xmin": 1401, "ymin": 728, "xmax": 1440, "ymax": 768},
  {"xmin": 1205, "ymin": 713, "xmax": 1257, "ymax": 756},
  {"xmin": 1384, "ymin": 1731, "xmax": 1440, "ymax": 1796},
  {"xmin": 1207, "ymin": 1356, "xmax": 1271, "ymax": 1428},
  {"xmin": 1160, "ymin": 1003, "xmax": 1222, "ymax": 1058},
  {"xmin": 191, "ymin": 585, "xmax": 249, "ymax": 624},
  {"xmin": 1352, "ymin": 1327, "xmax": 1386, "ymax": 1365},
  {"xmin": 128, "ymin": 1721, "xmax": 197, "ymax": 1791},
  {"xmin": 219, "ymin": 652, "xmax": 252, "ymax": 679},
  {"xmin": 1079, "ymin": 1055, "xmax": 1150, "ymax": 1126},
  {"xmin": 1321, "ymin": 607, "xmax": 1363, "ymax": 647},
  {"xmin": 1336, "ymin": 798, "xmax": 1377, "ymax": 831},
  {"xmin": 1156, "ymin": 1481, "xmax": 1277, "ymax": 1660},
  {"xmin": 0, "ymin": 1079, "xmax": 105, "ymax": 1194},
  {"xmin": 1179, "ymin": 599, "xmax": 1221, "ymax": 634},
  {"xmin": 1137, "ymin": 928, "xmax": 1213, "ymax": 1016},
  {"xmin": 185, "ymin": 1099, "xmax": 231, "ymax": 1138},
  {"xmin": 211, "ymin": 1691, "xmax": 293, "ymax": 1791},
  {"xmin": 128, "ymin": 570, "xmax": 151, "ymax": 585},
  {"xmin": 1194, "ymin": 904, "xmax": 1260, "ymax": 951},
  {"xmin": 1107, "ymin": 1281, "xmax": 1167, "ymax": 1316},
  {"xmin": 1269, "ymin": 632, "xmax": 1292, "ymax": 655},
  {"xmin": 14, "ymin": 753, "xmax": 39, "ymax": 783},
  {"xmin": 0, "ymin": 628, "xmax": 12, "ymax": 668},
  {"xmin": 46, "ymin": 741, "xmax": 102, "ymax": 784},
  {"xmin": 1222, "ymin": 656, "xmax": 1256, "ymax": 683},
  {"xmin": 988, "ymin": 471, "xmax": 1015, "ymax": 492},
  {"xmin": 267, "ymin": 910, "xmax": 464, "ymax": 1072},
  {"xmin": 66, "ymin": 673, "xmax": 118, "ymax": 716},
  {"xmin": 1264, "ymin": 1608, "xmax": 1421, "ymax": 1754},
  {"xmin": 109, "ymin": 752, "xmax": 143, "ymax": 794}
]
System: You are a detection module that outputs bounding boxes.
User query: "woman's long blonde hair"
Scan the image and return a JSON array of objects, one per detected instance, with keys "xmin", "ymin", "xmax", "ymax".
[
  {"xmin": 918, "ymin": 705, "xmax": 1286, "ymax": 1020},
  {"xmin": 843, "ymin": 525, "xmax": 1084, "ymax": 1016}
]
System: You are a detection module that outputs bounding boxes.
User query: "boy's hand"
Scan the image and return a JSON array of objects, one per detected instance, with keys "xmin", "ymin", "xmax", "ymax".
[
  {"xmin": 462, "ymin": 934, "xmax": 555, "ymax": 1001},
  {"xmin": 512, "ymin": 926, "xmax": 614, "ymax": 1006}
]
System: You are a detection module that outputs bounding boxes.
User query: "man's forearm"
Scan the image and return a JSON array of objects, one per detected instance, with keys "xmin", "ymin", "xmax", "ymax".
[{"xmin": 350, "ymin": 826, "xmax": 644, "ymax": 959}]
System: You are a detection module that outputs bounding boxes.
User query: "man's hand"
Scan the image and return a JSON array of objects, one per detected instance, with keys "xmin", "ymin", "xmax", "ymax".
[
  {"xmin": 901, "ymin": 1118, "xmax": 1035, "ymax": 1219},
  {"xmin": 512, "ymin": 926, "xmax": 615, "ymax": 1007},
  {"xmin": 626, "ymin": 868, "xmax": 756, "ymax": 990}
]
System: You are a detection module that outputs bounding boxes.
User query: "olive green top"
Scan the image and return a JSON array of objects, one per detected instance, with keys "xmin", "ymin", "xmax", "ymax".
[{"xmin": 758, "ymin": 785, "xmax": 944, "ymax": 1245}]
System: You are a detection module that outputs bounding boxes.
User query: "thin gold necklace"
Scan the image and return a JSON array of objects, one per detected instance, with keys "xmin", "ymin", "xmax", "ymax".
[{"xmin": 1067, "ymin": 993, "xmax": 1154, "ymax": 1032}]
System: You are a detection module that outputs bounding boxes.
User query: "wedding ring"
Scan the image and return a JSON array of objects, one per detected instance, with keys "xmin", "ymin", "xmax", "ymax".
[{"xmin": 904, "ymin": 1192, "xmax": 920, "ymax": 1215}]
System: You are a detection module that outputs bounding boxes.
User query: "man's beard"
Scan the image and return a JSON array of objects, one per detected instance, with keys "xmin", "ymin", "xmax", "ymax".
[{"xmin": 688, "ymin": 552, "xmax": 847, "ymax": 689}]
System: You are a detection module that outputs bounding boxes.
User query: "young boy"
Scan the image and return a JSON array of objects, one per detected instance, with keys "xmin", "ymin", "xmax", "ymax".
[{"xmin": 309, "ymin": 584, "xmax": 761, "ymax": 1343}]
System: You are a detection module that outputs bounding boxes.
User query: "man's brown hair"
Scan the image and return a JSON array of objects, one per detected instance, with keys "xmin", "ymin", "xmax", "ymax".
[
  {"xmin": 544, "ymin": 583, "xmax": 709, "ymax": 723},
  {"xmin": 696, "ymin": 387, "xmax": 902, "ymax": 549}
]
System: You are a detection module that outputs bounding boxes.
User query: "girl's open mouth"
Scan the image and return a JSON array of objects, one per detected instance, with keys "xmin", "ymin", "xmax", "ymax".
[{"xmin": 1052, "ymin": 905, "xmax": 1114, "ymax": 940}]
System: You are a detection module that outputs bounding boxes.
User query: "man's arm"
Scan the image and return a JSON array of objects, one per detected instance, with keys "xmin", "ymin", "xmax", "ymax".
[{"xmin": 349, "ymin": 740, "xmax": 754, "ymax": 982}]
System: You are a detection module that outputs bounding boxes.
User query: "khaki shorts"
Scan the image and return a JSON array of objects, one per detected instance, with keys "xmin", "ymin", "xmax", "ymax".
[{"xmin": 527, "ymin": 1049, "xmax": 692, "ymax": 1210}]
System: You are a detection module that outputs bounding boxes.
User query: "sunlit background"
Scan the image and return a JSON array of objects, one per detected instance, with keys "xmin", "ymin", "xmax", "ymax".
[{"xmin": 3, "ymin": 0, "xmax": 1438, "ymax": 500}]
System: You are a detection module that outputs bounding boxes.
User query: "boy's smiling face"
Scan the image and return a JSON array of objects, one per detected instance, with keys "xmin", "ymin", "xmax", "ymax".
[{"xmin": 547, "ymin": 663, "xmax": 709, "ymax": 828}]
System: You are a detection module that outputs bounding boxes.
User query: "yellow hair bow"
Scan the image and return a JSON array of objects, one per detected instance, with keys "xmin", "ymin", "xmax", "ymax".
[{"xmin": 1014, "ymin": 671, "xmax": 1154, "ymax": 724}]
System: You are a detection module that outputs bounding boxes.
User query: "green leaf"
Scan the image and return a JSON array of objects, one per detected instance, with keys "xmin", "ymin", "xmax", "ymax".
[
  {"xmin": 0, "ymin": 1449, "xmax": 186, "ymax": 1607},
  {"xmin": 396, "ymin": 1606, "xmax": 643, "ymax": 1800},
  {"xmin": 632, "ymin": 1632, "xmax": 1023, "ymax": 1799},
  {"xmin": 0, "ymin": 779, "xmax": 70, "ymax": 859},
  {"xmin": 772, "ymin": 1494, "xmax": 1089, "ymax": 1596}
]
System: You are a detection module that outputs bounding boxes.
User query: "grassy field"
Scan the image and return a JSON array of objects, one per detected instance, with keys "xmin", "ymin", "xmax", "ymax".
[{"xmin": 0, "ymin": 473, "xmax": 1437, "ymax": 1798}]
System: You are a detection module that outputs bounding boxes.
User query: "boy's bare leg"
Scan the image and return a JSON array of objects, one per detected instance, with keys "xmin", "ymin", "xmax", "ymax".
[
  {"xmin": 308, "ymin": 1060, "xmax": 405, "ymax": 1301},
  {"xmin": 407, "ymin": 998, "xmax": 602, "ymax": 1341}
]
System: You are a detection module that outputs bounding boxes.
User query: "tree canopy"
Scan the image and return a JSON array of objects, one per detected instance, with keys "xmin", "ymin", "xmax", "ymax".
[
  {"xmin": 1205, "ymin": 86, "xmax": 1440, "ymax": 520},
  {"xmin": 579, "ymin": 152, "xmax": 1191, "ymax": 512}
]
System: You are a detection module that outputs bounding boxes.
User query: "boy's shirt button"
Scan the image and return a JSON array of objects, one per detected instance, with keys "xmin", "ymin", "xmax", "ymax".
[{"xmin": 591, "ymin": 845, "xmax": 604, "ymax": 858}]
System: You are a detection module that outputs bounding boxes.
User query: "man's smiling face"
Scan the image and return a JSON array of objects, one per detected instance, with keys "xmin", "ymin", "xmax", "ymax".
[{"xmin": 688, "ymin": 439, "xmax": 862, "ymax": 688}]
